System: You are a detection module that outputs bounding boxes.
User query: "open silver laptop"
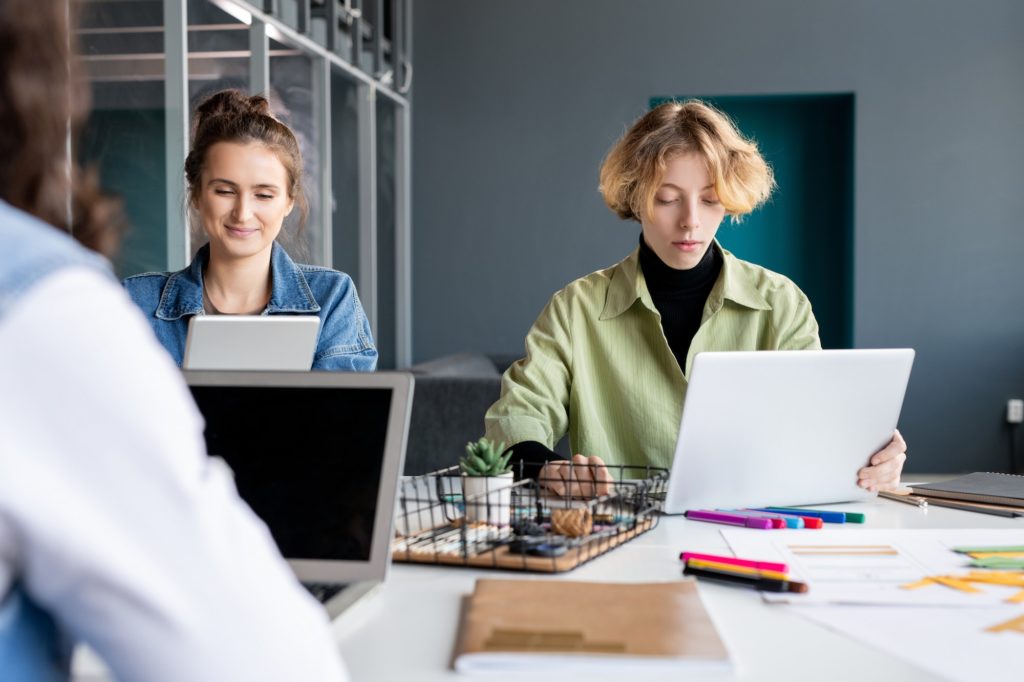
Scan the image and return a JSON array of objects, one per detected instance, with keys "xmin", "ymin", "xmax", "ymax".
[
  {"xmin": 185, "ymin": 370, "xmax": 413, "ymax": 618},
  {"xmin": 663, "ymin": 349, "xmax": 914, "ymax": 514},
  {"xmin": 183, "ymin": 316, "xmax": 320, "ymax": 370}
]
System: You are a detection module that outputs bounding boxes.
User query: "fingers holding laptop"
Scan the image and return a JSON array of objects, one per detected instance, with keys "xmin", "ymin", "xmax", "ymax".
[
  {"xmin": 539, "ymin": 454, "xmax": 614, "ymax": 498},
  {"xmin": 857, "ymin": 429, "xmax": 907, "ymax": 492}
]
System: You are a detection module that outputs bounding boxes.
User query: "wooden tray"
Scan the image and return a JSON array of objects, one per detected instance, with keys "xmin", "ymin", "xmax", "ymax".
[{"xmin": 393, "ymin": 516, "xmax": 655, "ymax": 573}]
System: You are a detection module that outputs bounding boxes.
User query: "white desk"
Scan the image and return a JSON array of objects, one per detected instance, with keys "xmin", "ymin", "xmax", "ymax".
[{"xmin": 334, "ymin": 497, "xmax": 1024, "ymax": 682}]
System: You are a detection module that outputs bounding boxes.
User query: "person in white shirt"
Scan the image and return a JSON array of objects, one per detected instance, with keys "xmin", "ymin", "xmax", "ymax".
[{"xmin": 0, "ymin": 2, "xmax": 348, "ymax": 680}]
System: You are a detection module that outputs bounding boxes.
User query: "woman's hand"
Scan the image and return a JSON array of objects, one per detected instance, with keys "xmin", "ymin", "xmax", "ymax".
[
  {"xmin": 537, "ymin": 454, "xmax": 614, "ymax": 498},
  {"xmin": 857, "ymin": 429, "xmax": 907, "ymax": 492}
]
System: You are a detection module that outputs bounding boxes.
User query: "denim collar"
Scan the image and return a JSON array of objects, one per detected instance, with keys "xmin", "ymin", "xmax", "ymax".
[
  {"xmin": 601, "ymin": 240, "xmax": 770, "ymax": 321},
  {"xmin": 155, "ymin": 242, "xmax": 321, "ymax": 320}
]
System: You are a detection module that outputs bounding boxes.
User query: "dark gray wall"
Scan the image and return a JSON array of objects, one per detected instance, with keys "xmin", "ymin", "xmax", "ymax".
[{"xmin": 411, "ymin": 0, "xmax": 1024, "ymax": 473}]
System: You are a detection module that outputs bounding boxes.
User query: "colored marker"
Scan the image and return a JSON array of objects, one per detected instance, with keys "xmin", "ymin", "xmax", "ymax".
[
  {"xmin": 953, "ymin": 546, "xmax": 1024, "ymax": 554},
  {"xmin": 685, "ymin": 558, "xmax": 790, "ymax": 581},
  {"xmin": 684, "ymin": 510, "xmax": 773, "ymax": 529},
  {"xmin": 751, "ymin": 510, "xmax": 824, "ymax": 529},
  {"xmin": 759, "ymin": 507, "xmax": 850, "ymax": 523},
  {"xmin": 716, "ymin": 510, "xmax": 787, "ymax": 529},
  {"xmin": 680, "ymin": 551, "xmax": 789, "ymax": 574},
  {"xmin": 683, "ymin": 564, "xmax": 809, "ymax": 593},
  {"xmin": 729, "ymin": 509, "xmax": 805, "ymax": 529}
]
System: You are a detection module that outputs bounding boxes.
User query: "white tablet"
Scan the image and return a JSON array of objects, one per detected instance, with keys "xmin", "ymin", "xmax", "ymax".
[
  {"xmin": 182, "ymin": 315, "xmax": 320, "ymax": 371},
  {"xmin": 663, "ymin": 349, "xmax": 915, "ymax": 514}
]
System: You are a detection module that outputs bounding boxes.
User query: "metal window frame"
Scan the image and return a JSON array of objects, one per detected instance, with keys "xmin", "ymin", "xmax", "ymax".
[
  {"xmin": 357, "ymin": 81, "xmax": 378, "ymax": 336},
  {"xmin": 314, "ymin": 56, "xmax": 333, "ymax": 267},
  {"xmin": 249, "ymin": 18, "xmax": 270, "ymax": 96},
  {"xmin": 163, "ymin": 0, "xmax": 189, "ymax": 270},
  {"xmin": 165, "ymin": 0, "xmax": 412, "ymax": 366}
]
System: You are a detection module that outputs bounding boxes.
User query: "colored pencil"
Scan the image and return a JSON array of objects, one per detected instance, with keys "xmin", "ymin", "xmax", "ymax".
[
  {"xmin": 685, "ymin": 558, "xmax": 790, "ymax": 581},
  {"xmin": 684, "ymin": 564, "xmax": 809, "ymax": 593},
  {"xmin": 679, "ymin": 551, "xmax": 789, "ymax": 574}
]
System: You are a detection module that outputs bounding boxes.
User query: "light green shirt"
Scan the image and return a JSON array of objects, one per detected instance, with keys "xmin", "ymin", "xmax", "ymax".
[{"xmin": 484, "ymin": 243, "xmax": 821, "ymax": 469}]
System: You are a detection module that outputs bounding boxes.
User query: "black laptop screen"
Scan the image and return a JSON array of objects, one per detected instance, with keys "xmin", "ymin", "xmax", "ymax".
[{"xmin": 189, "ymin": 384, "xmax": 393, "ymax": 562}]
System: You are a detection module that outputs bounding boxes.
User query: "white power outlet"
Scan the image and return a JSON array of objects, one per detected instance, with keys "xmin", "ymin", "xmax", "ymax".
[{"xmin": 1009, "ymin": 399, "xmax": 1024, "ymax": 424}]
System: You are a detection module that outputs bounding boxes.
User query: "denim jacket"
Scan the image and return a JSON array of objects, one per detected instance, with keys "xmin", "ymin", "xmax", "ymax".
[
  {"xmin": 123, "ymin": 242, "xmax": 377, "ymax": 371},
  {"xmin": 0, "ymin": 201, "xmax": 110, "ymax": 319}
]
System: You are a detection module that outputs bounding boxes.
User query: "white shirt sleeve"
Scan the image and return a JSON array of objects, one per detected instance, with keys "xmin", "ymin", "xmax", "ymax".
[{"xmin": 0, "ymin": 267, "xmax": 348, "ymax": 682}]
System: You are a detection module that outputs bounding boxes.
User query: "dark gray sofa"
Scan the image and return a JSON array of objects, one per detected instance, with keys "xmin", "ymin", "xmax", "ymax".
[{"xmin": 403, "ymin": 353, "xmax": 569, "ymax": 475}]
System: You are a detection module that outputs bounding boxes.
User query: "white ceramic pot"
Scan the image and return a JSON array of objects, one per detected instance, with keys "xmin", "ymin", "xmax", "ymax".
[{"xmin": 462, "ymin": 472, "xmax": 513, "ymax": 526}]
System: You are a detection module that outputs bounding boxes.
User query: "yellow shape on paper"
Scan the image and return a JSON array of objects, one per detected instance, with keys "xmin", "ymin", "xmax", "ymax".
[
  {"xmin": 964, "ymin": 572, "xmax": 1024, "ymax": 587},
  {"xmin": 933, "ymin": 576, "xmax": 983, "ymax": 593},
  {"xmin": 985, "ymin": 614, "xmax": 1024, "ymax": 634},
  {"xmin": 901, "ymin": 571, "xmax": 1024, "ymax": 601}
]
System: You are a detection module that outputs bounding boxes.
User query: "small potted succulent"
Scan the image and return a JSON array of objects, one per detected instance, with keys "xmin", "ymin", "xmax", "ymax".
[{"xmin": 460, "ymin": 437, "xmax": 514, "ymax": 525}]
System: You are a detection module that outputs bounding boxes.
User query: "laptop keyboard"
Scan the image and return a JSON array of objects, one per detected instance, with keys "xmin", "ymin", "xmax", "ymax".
[{"xmin": 303, "ymin": 582, "xmax": 346, "ymax": 603}]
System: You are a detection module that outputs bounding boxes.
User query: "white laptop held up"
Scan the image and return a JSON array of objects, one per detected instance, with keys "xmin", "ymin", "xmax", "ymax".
[
  {"xmin": 185, "ymin": 370, "xmax": 414, "ymax": 618},
  {"xmin": 183, "ymin": 315, "xmax": 320, "ymax": 370},
  {"xmin": 663, "ymin": 349, "xmax": 914, "ymax": 514}
]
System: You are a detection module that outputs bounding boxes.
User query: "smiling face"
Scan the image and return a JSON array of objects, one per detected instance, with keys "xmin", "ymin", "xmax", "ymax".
[
  {"xmin": 197, "ymin": 141, "xmax": 294, "ymax": 263},
  {"xmin": 640, "ymin": 151, "xmax": 727, "ymax": 270}
]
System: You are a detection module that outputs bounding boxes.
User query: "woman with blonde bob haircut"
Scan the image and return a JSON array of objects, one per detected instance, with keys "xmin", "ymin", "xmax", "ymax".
[
  {"xmin": 485, "ymin": 100, "xmax": 907, "ymax": 497},
  {"xmin": 600, "ymin": 100, "xmax": 774, "ymax": 222}
]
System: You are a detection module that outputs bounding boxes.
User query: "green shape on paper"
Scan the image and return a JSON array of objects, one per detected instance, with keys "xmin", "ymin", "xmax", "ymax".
[
  {"xmin": 952, "ymin": 546, "xmax": 1024, "ymax": 554},
  {"xmin": 970, "ymin": 558, "xmax": 1024, "ymax": 569}
]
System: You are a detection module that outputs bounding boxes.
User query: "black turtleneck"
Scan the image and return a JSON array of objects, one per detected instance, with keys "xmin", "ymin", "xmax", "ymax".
[{"xmin": 638, "ymin": 233, "xmax": 722, "ymax": 373}]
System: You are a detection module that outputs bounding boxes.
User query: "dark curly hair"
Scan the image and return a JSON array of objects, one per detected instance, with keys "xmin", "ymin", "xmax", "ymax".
[{"xmin": 0, "ymin": 0, "xmax": 125, "ymax": 258}]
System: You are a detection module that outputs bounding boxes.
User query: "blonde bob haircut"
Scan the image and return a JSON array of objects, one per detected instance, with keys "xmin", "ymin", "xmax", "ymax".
[{"xmin": 599, "ymin": 100, "xmax": 775, "ymax": 224}]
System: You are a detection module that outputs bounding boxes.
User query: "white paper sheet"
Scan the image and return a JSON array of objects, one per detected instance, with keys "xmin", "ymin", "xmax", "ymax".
[
  {"xmin": 721, "ymin": 528, "xmax": 1024, "ymax": 605},
  {"xmin": 719, "ymin": 528, "xmax": 1024, "ymax": 681},
  {"xmin": 795, "ymin": 605, "xmax": 1024, "ymax": 682}
]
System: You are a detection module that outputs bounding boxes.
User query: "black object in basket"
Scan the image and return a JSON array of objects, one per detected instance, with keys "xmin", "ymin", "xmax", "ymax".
[{"xmin": 392, "ymin": 462, "xmax": 668, "ymax": 572}]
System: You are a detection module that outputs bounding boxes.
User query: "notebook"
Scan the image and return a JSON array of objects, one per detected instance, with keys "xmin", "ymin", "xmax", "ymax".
[
  {"xmin": 911, "ymin": 472, "xmax": 1024, "ymax": 508},
  {"xmin": 185, "ymin": 370, "xmax": 413, "ymax": 618},
  {"xmin": 453, "ymin": 579, "xmax": 731, "ymax": 673},
  {"xmin": 664, "ymin": 349, "xmax": 915, "ymax": 513},
  {"xmin": 183, "ymin": 315, "xmax": 320, "ymax": 370}
]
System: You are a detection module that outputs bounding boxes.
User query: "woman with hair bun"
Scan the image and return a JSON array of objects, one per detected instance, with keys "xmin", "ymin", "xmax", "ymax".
[
  {"xmin": 485, "ymin": 100, "xmax": 907, "ymax": 497},
  {"xmin": 124, "ymin": 89, "xmax": 375, "ymax": 371}
]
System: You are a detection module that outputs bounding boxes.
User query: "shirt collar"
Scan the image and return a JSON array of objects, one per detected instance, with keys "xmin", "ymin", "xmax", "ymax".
[
  {"xmin": 155, "ymin": 242, "xmax": 319, "ymax": 320},
  {"xmin": 600, "ymin": 246, "xmax": 655, "ymax": 320},
  {"xmin": 600, "ymin": 240, "xmax": 770, "ymax": 321},
  {"xmin": 266, "ymin": 241, "xmax": 320, "ymax": 313}
]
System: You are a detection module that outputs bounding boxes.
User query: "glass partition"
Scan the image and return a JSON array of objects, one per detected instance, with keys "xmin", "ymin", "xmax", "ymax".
[
  {"xmin": 270, "ymin": 37, "xmax": 321, "ymax": 263},
  {"xmin": 331, "ymin": 72, "xmax": 362, "ymax": 285},
  {"xmin": 375, "ymin": 97, "xmax": 397, "ymax": 369},
  {"xmin": 78, "ymin": 2, "xmax": 168, "ymax": 278}
]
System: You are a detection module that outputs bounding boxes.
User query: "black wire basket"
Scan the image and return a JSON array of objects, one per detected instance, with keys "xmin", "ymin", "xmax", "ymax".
[{"xmin": 392, "ymin": 462, "xmax": 668, "ymax": 572}]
